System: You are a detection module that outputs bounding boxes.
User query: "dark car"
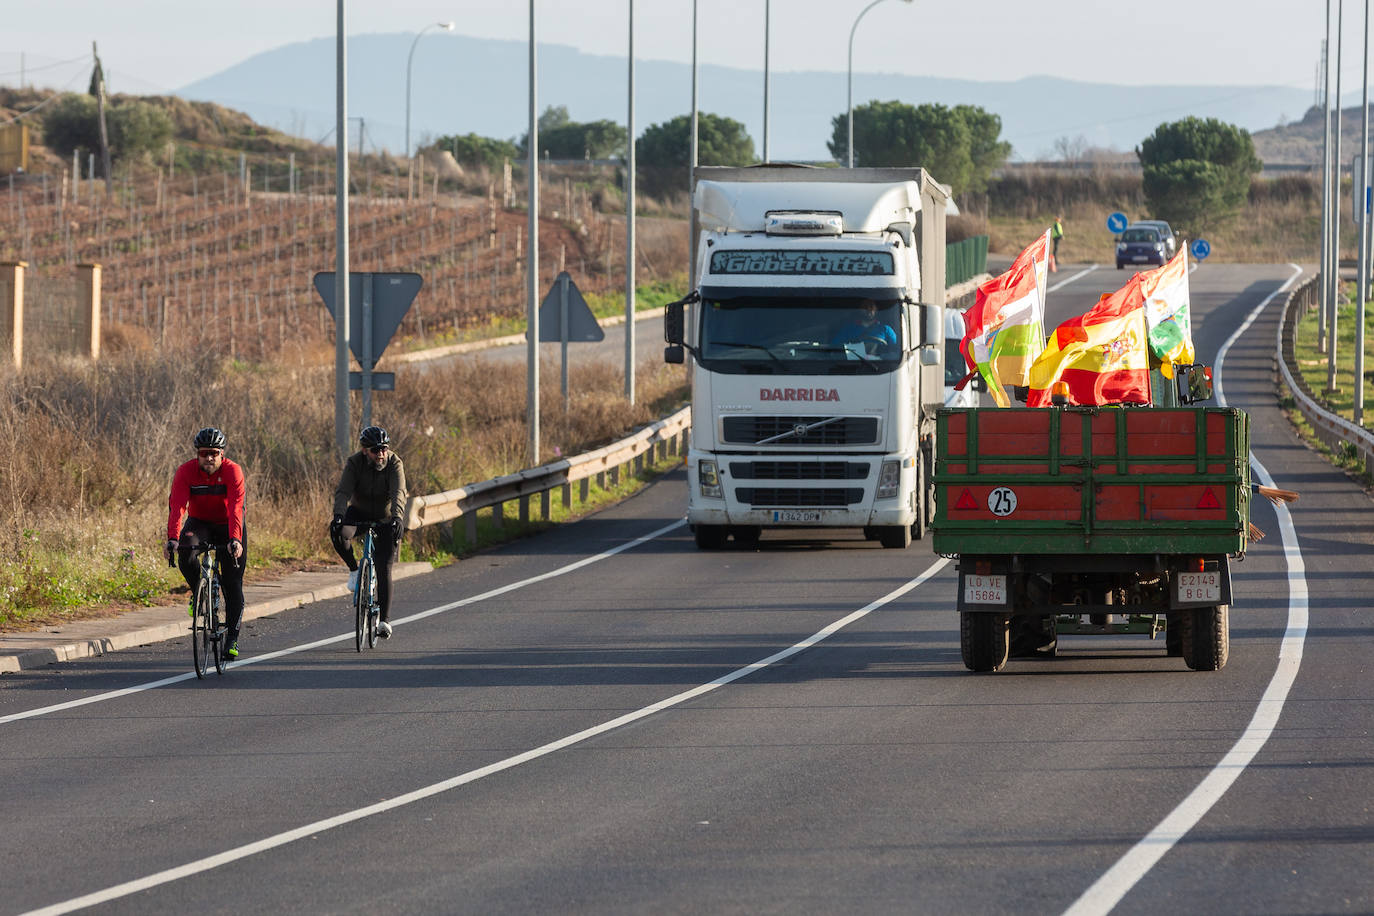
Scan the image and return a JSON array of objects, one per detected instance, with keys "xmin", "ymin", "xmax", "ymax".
[
  {"xmin": 1115, "ymin": 226, "xmax": 1168, "ymax": 269},
  {"xmin": 1132, "ymin": 219, "xmax": 1178, "ymax": 258}
]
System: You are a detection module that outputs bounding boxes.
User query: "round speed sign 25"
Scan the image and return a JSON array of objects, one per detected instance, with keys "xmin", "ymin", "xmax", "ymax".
[{"xmin": 987, "ymin": 487, "xmax": 1017, "ymax": 517}]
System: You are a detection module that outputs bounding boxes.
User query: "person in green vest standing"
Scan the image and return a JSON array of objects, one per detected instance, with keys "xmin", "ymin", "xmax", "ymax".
[{"xmin": 1051, "ymin": 215, "xmax": 1064, "ymax": 272}]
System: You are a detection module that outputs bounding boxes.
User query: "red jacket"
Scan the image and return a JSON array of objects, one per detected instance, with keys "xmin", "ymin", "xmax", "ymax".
[{"xmin": 167, "ymin": 458, "xmax": 246, "ymax": 542}]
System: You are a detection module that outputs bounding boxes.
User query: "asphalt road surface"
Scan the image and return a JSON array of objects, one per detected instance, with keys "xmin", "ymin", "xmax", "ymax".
[{"xmin": 2, "ymin": 261, "xmax": 1372, "ymax": 915}]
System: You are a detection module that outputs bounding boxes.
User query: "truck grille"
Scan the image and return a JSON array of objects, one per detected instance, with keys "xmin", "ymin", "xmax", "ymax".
[
  {"xmin": 721, "ymin": 416, "xmax": 880, "ymax": 446},
  {"xmin": 735, "ymin": 487, "xmax": 865, "ymax": 507},
  {"xmin": 729, "ymin": 461, "xmax": 870, "ymax": 480}
]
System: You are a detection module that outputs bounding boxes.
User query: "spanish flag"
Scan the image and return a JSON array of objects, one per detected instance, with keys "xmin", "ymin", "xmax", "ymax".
[
  {"xmin": 958, "ymin": 230, "xmax": 1049, "ymax": 407},
  {"xmin": 1026, "ymin": 275, "xmax": 1152, "ymax": 407},
  {"xmin": 1138, "ymin": 248, "xmax": 1195, "ymax": 378}
]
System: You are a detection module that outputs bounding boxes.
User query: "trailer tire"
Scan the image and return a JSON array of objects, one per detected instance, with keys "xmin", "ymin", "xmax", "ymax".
[
  {"xmin": 692, "ymin": 524, "xmax": 729, "ymax": 550},
  {"xmin": 1165, "ymin": 613, "xmax": 1184, "ymax": 657},
  {"xmin": 961, "ymin": 612, "xmax": 1010, "ymax": 672},
  {"xmin": 912, "ymin": 450, "xmax": 930, "ymax": 541},
  {"xmin": 1181, "ymin": 605, "xmax": 1229, "ymax": 671},
  {"xmin": 878, "ymin": 525, "xmax": 912, "ymax": 549}
]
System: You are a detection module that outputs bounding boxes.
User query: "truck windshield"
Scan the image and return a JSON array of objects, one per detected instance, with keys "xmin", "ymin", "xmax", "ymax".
[{"xmin": 699, "ymin": 295, "xmax": 903, "ymax": 374}]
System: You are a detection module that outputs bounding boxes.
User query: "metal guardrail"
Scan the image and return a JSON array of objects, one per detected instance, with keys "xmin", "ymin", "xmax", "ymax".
[
  {"xmin": 406, "ymin": 405, "xmax": 690, "ymax": 541},
  {"xmin": 1277, "ymin": 274, "xmax": 1374, "ymax": 476}
]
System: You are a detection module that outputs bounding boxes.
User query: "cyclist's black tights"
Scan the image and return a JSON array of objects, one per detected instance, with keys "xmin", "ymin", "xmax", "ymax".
[
  {"xmin": 176, "ymin": 518, "xmax": 247, "ymax": 642},
  {"xmin": 329, "ymin": 508, "xmax": 397, "ymax": 623}
]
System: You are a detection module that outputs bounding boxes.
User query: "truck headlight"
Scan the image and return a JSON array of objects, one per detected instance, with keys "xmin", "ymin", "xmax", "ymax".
[
  {"xmin": 876, "ymin": 460, "xmax": 901, "ymax": 499},
  {"xmin": 698, "ymin": 459, "xmax": 722, "ymax": 498}
]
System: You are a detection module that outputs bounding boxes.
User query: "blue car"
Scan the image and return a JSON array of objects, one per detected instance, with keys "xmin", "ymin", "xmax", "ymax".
[{"xmin": 1115, "ymin": 226, "xmax": 1168, "ymax": 269}]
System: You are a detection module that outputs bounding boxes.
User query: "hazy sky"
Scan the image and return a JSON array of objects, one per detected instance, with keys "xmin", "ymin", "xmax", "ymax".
[{"xmin": 0, "ymin": 1, "xmax": 1338, "ymax": 99}]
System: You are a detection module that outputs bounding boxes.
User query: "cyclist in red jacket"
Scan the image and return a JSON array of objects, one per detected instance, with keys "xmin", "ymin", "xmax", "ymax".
[{"xmin": 165, "ymin": 427, "xmax": 248, "ymax": 659}]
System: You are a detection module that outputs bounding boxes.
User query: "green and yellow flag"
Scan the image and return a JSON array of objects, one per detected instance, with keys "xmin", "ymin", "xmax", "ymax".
[{"xmin": 1138, "ymin": 249, "xmax": 1194, "ymax": 378}]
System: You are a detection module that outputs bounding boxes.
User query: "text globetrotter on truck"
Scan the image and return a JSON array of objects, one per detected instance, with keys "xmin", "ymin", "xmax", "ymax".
[{"xmin": 663, "ymin": 166, "xmax": 951, "ymax": 551}]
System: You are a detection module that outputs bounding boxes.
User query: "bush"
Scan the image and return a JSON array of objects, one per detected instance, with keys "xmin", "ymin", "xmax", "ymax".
[
  {"xmin": 39, "ymin": 93, "xmax": 174, "ymax": 163},
  {"xmin": 109, "ymin": 101, "xmax": 173, "ymax": 161},
  {"xmin": 41, "ymin": 93, "xmax": 100, "ymax": 157}
]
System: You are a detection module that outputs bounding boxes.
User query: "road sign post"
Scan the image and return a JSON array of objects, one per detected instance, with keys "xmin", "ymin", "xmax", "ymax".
[
  {"xmin": 537, "ymin": 271, "xmax": 604, "ymax": 409},
  {"xmin": 314, "ymin": 271, "xmax": 422, "ymax": 431}
]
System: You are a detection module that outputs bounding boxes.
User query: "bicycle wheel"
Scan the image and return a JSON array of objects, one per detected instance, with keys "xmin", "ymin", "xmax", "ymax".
[
  {"xmin": 354, "ymin": 561, "xmax": 368, "ymax": 652},
  {"xmin": 192, "ymin": 583, "xmax": 213, "ymax": 679},
  {"xmin": 211, "ymin": 579, "xmax": 226, "ymax": 675},
  {"xmin": 362, "ymin": 558, "xmax": 378, "ymax": 649}
]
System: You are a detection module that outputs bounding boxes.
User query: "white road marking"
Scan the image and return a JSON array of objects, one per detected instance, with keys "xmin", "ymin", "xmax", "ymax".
[
  {"xmin": 20, "ymin": 557, "xmax": 951, "ymax": 915},
  {"xmin": 1, "ymin": 519, "xmax": 689, "ymax": 726},
  {"xmin": 1047, "ymin": 264, "xmax": 1099, "ymax": 292},
  {"xmin": 1063, "ymin": 264, "xmax": 1308, "ymax": 916}
]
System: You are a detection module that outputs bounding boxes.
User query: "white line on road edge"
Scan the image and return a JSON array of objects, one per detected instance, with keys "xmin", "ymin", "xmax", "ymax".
[
  {"xmin": 21, "ymin": 557, "xmax": 951, "ymax": 915},
  {"xmin": 1063, "ymin": 264, "xmax": 1308, "ymax": 916},
  {"xmin": 1047, "ymin": 264, "xmax": 1099, "ymax": 293},
  {"xmin": 0, "ymin": 519, "xmax": 689, "ymax": 726}
]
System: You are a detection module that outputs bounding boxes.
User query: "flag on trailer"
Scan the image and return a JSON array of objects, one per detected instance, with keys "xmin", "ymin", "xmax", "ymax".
[
  {"xmin": 958, "ymin": 231, "xmax": 1049, "ymax": 407},
  {"xmin": 1138, "ymin": 248, "xmax": 1195, "ymax": 378},
  {"xmin": 1026, "ymin": 275, "xmax": 1152, "ymax": 407}
]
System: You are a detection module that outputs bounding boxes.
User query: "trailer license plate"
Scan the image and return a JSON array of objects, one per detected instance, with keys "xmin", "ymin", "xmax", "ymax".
[
  {"xmin": 1177, "ymin": 571, "xmax": 1220, "ymax": 603},
  {"xmin": 772, "ymin": 510, "xmax": 822, "ymax": 523},
  {"xmin": 964, "ymin": 574, "xmax": 1007, "ymax": 605}
]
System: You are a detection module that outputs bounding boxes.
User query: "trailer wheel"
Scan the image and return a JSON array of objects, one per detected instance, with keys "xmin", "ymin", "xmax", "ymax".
[
  {"xmin": 692, "ymin": 524, "xmax": 729, "ymax": 550},
  {"xmin": 1181, "ymin": 605, "xmax": 1229, "ymax": 671},
  {"xmin": 912, "ymin": 450, "xmax": 930, "ymax": 541},
  {"xmin": 961, "ymin": 612, "xmax": 1010, "ymax": 672},
  {"xmin": 878, "ymin": 525, "xmax": 912, "ymax": 549},
  {"xmin": 1165, "ymin": 613, "xmax": 1183, "ymax": 657}
]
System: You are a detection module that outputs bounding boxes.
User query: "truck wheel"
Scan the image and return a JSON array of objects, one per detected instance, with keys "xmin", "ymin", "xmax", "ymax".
[
  {"xmin": 961, "ymin": 612, "xmax": 1010, "ymax": 672},
  {"xmin": 731, "ymin": 526, "xmax": 761, "ymax": 547},
  {"xmin": 912, "ymin": 451, "xmax": 930, "ymax": 541},
  {"xmin": 1165, "ymin": 613, "xmax": 1183, "ymax": 657},
  {"xmin": 878, "ymin": 525, "xmax": 912, "ymax": 549},
  {"xmin": 692, "ymin": 524, "xmax": 729, "ymax": 550},
  {"xmin": 1181, "ymin": 605, "xmax": 1229, "ymax": 671}
]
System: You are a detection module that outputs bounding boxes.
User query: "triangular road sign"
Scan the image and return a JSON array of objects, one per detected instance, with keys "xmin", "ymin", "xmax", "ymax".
[{"xmin": 538, "ymin": 272, "xmax": 605, "ymax": 342}]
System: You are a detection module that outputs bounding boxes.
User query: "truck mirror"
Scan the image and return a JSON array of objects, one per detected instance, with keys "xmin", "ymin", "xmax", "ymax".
[
  {"xmin": 664, "ymin": 345, "xmax": 684, "ymax": 364},
  {"xmin": 970, "ymin": 374, "xmax": 986, "ymax": 393},
  {"xmin": 919, "ymin": 348, "xmax": 940, "ymax": 366},
  {"xmin": 922, "ymin": 304, "xmax": 942, "ymax": 348},
  {"xmin": 1177, "ymin": 364, "xmax": 1213, "ymax": 403},
  {"xmin": 664, "ymin": 300, "xmax": 684, "ymax": 346}
]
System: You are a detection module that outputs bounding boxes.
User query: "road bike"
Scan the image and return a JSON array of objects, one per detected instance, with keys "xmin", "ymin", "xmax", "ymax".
[
  {"xmin": 175, "ymin": 543, "xmax": 229, "ymax": 678},
  {"xmin": 352, "ymin": 521, "xmax": 382, "ymax": 652}
]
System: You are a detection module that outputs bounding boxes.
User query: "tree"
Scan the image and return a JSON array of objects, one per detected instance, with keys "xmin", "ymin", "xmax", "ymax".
[
  {"xmin": 108, "ymin": 101, "xmax": 173, "ymax": 160},
  {"xmin": 42, "ymin": 94, "xmax": 101, "ymax": 158},
  {"xmin": 435, "ymin": 133, "xmax": 519, "ymax": 170},
  {"xmin": 536, "ymin": 119, "xmax": 626, "ymax": 160},
  {"xmin": 826, "ymin": 101, "xmax": 1009, "ymax": 194},
  {"xmin": 1137, "ymin": 117, "xmax": 1260, "ymax": 232},
  {"xmin": 41, "ymin": 93, "xmax": 171, "ymax": 163},
  {"xmin": 636, "ymin": 112, "xmax": 755, "ymax": 168}
]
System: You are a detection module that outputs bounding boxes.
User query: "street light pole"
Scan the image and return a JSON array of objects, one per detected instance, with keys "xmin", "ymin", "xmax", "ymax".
[
  {"xmin": 762, "ymin": 0, "xmax": 769, "ymax": 162},
  {"xmin": 405, "ymin": 21, "xmax": 454, "ymax": 159},
  {"xmin": 848, "ymin": 0, "xmax": 912, "ymax": 168}
]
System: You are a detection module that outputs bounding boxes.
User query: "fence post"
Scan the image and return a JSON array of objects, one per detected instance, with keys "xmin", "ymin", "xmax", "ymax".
[
  {"xmin": 77, "ymin": 262, "xmax": 101, "ymax": 360},
  {"xmin": 0, "ymin": 260, "xmax": 23, "ymax": 368}
]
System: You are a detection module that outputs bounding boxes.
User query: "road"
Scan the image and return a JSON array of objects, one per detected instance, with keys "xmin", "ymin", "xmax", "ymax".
[{"xmin": 2, "ymin": 262, "xmax": 1372, "ymax": 915}]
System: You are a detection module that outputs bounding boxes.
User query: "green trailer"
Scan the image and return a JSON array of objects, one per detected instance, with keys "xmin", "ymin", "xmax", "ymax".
[{"xmin": 933, "ymin": 400, "xmax": 1250, "ymax": 672}]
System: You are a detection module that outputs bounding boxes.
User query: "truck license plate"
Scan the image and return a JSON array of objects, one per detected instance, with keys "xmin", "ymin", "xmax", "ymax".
[
  {"xmin": 963, "ymin": 574, "xmax": 1007, "ymax": 605},
  {"xmin": 1177, "ymin": 571, "xmax": 1220, "ymax": 603},
  {"xmin": 772, "ymin": 510, "xmax": 822, "ymax": 523}
]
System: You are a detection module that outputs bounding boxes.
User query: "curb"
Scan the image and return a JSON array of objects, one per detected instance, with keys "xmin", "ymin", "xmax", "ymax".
[{"xmin": 0, "ymin": 562, "xmax": 434, "ymax": 674}]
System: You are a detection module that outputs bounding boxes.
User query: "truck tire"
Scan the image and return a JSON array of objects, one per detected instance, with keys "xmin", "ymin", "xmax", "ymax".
[
  {"xmin": 1181, "ymin": 605, "xmax": 1229, "ymax": 671},
  {"xmin": 878, "ymin": 525, "xmax": 912, "ymax": 549},
  {"xmin": 961, "ymin": 612, "xmax": 1010, "ymax": 672},
  {"xmin": 731, "ymin": 526, "xmax": 761, "ymax": 548},
  {"xmin": 692, "ymin": 524, "xmax": 729, "ymax": 550},
  {"xmin": 912, "ymin": 450, "xmax": 930, "ymax": 541}
]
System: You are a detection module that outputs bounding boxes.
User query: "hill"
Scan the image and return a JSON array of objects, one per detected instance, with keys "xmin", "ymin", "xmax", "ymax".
[{"xmin": 1251, "ymin": 103, "xmax": 1371, "ymax": 168}]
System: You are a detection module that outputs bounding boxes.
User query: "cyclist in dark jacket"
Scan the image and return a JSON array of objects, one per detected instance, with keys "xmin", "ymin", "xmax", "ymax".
[
  {"xmin": 165, "ymin": 426, "xmax": 248, "ymax": 658},
  {"xmin": 329, "ymin": 426, "xmax": 407, "ymax": 638}
]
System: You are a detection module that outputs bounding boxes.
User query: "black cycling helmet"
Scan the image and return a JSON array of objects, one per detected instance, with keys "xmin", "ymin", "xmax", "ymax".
[
  {"xmin": 359, "ymin": 426, "xmax": 390, "ymax": 449},
  {"xmin": 194, "ymin": 427, "xmax": 227, "ymax": 450}
]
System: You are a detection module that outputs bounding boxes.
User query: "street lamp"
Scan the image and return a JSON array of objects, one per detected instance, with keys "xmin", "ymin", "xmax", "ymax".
[
  {"xmin": 847, "ymin": 0, "xmax": 911, "ymax": 167},
  {"xmin": 406, "ymin": 21, "xmax": 455, "ymax": 159}
]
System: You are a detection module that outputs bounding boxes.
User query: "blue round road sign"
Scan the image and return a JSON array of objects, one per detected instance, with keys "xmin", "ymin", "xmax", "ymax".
[
  {"xmin": 1106, "ymin": 212, "xmax": 1129, "ymax": 233},
  {"xmin": 1190, "ymin": 238, "xmax": 1211, "ymax": 260}
]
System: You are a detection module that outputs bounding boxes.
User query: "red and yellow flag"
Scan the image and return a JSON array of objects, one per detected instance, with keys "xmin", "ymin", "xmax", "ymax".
[
  {"xmin": 958, "ymin": 230, "xmax": 1050, "ymax": 406},
  {"xmin": 1026, "ymin": 275, "xmax": 1152, "ymax": 407}
]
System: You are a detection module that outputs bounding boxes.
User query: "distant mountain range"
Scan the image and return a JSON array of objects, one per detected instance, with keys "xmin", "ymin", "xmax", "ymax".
[{"xmin": 178, "ymin": 32, "xmax": 1317, "ymax": 163}]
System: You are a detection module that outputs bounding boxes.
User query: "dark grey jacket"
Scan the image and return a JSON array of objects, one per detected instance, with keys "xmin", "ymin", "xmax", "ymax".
[{"xmin": 332, "ymin": 451, "xmax": 407, "ymax": 525}]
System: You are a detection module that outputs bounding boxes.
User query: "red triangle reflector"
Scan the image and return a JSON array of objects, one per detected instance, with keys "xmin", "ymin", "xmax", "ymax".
[
  {"xmin": 1197, "ymin": 488, "xmax": 1221, "ymax": 509},
  {"xmin": 955, "ymin": 489, "xmax": 978, "ymax": 510}
]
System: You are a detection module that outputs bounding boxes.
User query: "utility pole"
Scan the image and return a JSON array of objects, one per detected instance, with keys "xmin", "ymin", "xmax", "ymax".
[{"xmin": 91, "ymin": 42, "xmax": 113, "ymax": 196}]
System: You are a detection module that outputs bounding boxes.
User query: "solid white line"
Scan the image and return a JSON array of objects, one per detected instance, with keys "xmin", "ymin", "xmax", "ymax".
[
  {"xmin": 1047, "ymin": 264, "xmax": 1099, "ymax": 293},
  {"xmin": 0, "ymin": 519, "xmax": 688, "ymax": 726},
  {"xmin": 1062, "ymin": 264, "xmax": 1308, "ymax": 916},
  {"xmin": 21, "ymin": 557, "xmax": 951, "ymax": 915}
]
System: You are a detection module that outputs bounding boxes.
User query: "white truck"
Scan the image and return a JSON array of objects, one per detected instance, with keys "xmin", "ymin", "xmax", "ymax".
[{"xmin": 664, "ymin": 166, "xmax": 951, "ymax": 549}]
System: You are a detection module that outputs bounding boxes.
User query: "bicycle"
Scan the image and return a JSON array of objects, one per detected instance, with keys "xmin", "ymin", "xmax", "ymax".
[
  {"xmin": 172, "ymin": 543, "xmax": 229, "ymax": 678},
  {"xmin": 351, "ymin": 521, "xmax": 383, "ymax": 652}
]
